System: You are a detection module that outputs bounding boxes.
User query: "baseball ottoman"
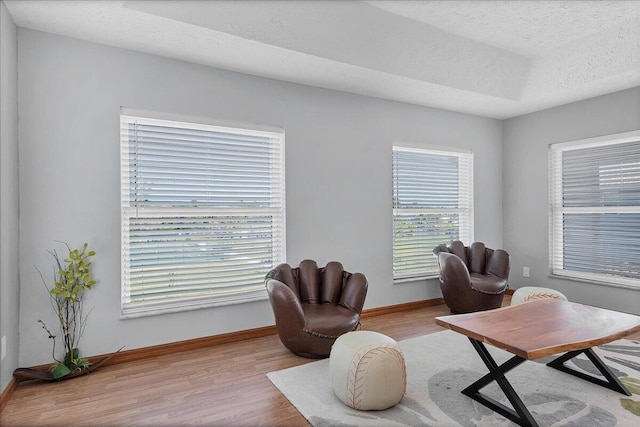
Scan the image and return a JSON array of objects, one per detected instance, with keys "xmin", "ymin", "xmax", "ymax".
[{"xmin": 329, "ymin": 330, "xmax": 406, "ymax": 410}]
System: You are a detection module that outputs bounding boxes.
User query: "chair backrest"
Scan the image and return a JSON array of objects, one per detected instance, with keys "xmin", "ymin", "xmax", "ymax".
[
  {"xmin": 433, "ymin": 241, "xmax": 510, "ymax": 279},
  {"xmin": 266, "ymin": 260, "xmax": 367, "ymax": 311}
]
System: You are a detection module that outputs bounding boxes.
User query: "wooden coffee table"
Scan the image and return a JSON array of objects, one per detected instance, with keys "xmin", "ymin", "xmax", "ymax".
[{"xmin": 435, "ymin": 299, "xmax": 640, "ymax": 427}]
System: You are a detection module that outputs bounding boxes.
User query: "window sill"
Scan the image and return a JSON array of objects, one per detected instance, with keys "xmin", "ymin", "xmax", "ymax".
[
  {"xmin": 394, "ymin": 275, "xmax": 439, "ymax": 284},
  {"xmin": 548, "ymin": 272, "xmax": 640, "ymax": 291}
]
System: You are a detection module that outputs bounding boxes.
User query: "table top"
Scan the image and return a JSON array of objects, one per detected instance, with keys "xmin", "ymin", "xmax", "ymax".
[{"xmin": 435, "ymin": 299, "xmax": 640, "ymax": 360}]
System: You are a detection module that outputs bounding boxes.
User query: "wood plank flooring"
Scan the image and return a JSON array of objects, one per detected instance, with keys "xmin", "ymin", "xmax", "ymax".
[{"xmin": 2, "ymin": 297, "xmax": 638, "ymax": 426}]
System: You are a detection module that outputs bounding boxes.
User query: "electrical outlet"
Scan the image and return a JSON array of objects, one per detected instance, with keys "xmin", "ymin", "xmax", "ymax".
[
  {"xmin": 523, "ymin": 267, "xmax": 530, "ymax": 278},
  {"xmin": 1, "ymin": 336, "xmax": 6, "ymax": 361}
]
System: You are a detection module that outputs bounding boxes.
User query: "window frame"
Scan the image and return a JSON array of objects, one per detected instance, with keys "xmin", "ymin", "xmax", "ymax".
[
  {"xmin": 548, "ymin": 129, "xmax": 640, "ymax": 290},
  {"xmin": 392, "ymin": 142, "xmax": 474, "ymax": 282},
  {"xmin": 120, "ymin": 108, "xmax": 286, "ymax": 318}
]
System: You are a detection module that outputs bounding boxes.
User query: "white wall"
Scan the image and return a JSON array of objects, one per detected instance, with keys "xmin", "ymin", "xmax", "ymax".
[
  {"xmin": 503, "ymin": 87, "xmax": 640, "ymax": 315},
  {"xmin": 0, "ymin": 0, "xmax": 20, "ymax": 392},
  {"xmin": 17, "ymin": 29, "xmax": 502, "ymax": 367}
]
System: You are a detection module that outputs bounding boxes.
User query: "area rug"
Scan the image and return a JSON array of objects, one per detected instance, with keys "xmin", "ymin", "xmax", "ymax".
[{"xmin": 267, "ymin": 330, "xmax": 640, "ymax": 426}]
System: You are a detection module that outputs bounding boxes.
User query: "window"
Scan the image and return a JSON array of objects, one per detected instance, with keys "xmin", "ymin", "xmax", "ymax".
[
  {"xmin": 392, "ymin": 144, "xmax": 473, "ymax": 281},
  {"xmin": 549, "ymin": 130, "xmax": 640, "ymax": 289},
  {"xmin": 120, "ymin": 109, "xmax": 285, "ymax": 318}
]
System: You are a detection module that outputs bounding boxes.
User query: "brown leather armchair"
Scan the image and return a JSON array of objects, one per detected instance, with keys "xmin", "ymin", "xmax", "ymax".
[
  {"xmin": 433, "ymin": 241, "xmax": 509, "ymax": 314},
  {"xmin": 265, "ymin": 260, "xmax": 368, "ymax": 358}
]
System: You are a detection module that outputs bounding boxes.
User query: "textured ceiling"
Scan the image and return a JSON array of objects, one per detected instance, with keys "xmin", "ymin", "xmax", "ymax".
[{"xmin": 5, "ymin": 0, "xmax": 640, "ymax": 119}]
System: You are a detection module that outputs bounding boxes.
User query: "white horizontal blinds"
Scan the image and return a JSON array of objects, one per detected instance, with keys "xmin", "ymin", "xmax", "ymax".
[
  {"xmin": 550, "ymin": 132, "xmax": 640, "ymax": 288},
  {"xmin": 121, "ymin": 113, "xmax": 285, "ymax": 317},
  {"xmin": 392, "ymin": 146, "xmax": 473, "ymax": 279}
]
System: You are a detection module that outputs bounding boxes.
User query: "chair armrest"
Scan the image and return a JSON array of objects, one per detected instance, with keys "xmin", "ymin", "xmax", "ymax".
[
  {"xmin": 338, "ymin": 273, "xmax": 368, "ymax": 313},
  {"xmin": 438, "ymin": 252, "xmax": 471, "ymax": 288},
  {"xmin": 266, "ymin": 279, "xmax": 306, "ymax": 330},
  {"xmin": 486, "ymin": 249, "xmax": 510, "ymax": 279}
]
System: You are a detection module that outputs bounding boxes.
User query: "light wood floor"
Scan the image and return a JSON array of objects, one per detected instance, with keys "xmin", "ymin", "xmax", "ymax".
[{"xmin": 2, "ymin": 297, "xmax": 638, "ymax": 426}]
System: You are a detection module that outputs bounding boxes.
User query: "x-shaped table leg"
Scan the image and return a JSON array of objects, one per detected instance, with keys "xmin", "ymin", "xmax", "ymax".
[
  {"xmin": 547, "ymin": 348, "xmax": 631, "ymax": 395},
  {"xmin": 463, "ymin": 338, "xmax": 539, "ymax": 427}
]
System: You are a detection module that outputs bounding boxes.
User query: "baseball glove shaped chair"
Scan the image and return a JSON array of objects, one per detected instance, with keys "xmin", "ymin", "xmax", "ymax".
[
  {"xmin": 433, "ymin": 241, "xmax": 509, "ymax": 314},
  {"xmin": 265, "ymin": 260, "xmax": 368, "ymax": 358}
]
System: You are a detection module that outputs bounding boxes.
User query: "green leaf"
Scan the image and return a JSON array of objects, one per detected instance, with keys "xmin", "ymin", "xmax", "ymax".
[
  {"xmin": 620, "ymin": 398, "xmax": 640, "ymax": 416},
  {"xmin": 51, "ymin": 363, "xmax": 71, "ymax": 379},
  {"xmin": 75, "ymin": 357, "xmax": 90, "ymax": 370},
  {"xmin": 621, "ymin": 376, "xmax": 640, "ymax": 395},
  {"xmin": 64, "ymin": 348, "xmax": 80, "ymax": 365}
]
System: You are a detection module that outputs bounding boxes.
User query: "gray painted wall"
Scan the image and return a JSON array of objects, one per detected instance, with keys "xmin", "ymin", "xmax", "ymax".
[
  {"xmin": 0, "ymin": 0, "xmax": 20, "ymax": 392},
  {"xmin": 17, "ymin": 29, "xmax": 503, "ymax": 367},
  {"xmin": 503, "ymin": 87, "xmax": 640, "ymax": 315}
]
